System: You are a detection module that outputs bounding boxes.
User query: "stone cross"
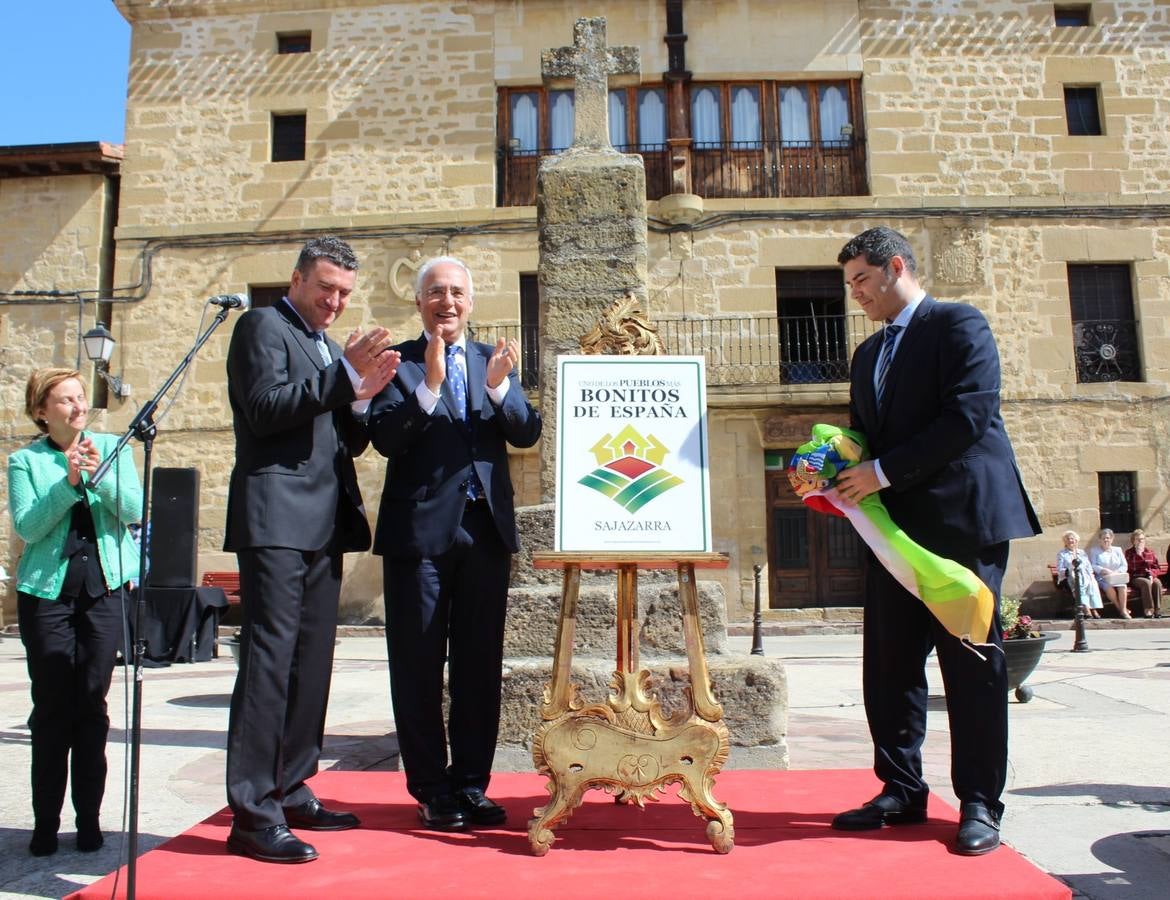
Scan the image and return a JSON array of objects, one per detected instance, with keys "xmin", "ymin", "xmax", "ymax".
[{"xmin": 541, "ymin": 17, "xmax": 640, "ymax": 150}]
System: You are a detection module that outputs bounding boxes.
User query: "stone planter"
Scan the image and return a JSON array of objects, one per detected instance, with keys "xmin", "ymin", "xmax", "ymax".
[{"xmin": 1004, "ymin": 632, "xmax": 1059, "ymax": 703}]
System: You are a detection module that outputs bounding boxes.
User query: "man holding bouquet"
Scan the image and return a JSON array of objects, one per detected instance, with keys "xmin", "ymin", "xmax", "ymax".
[{"xmin": 831, "ymin": 226, "xmax": 1040, "ymax": 855}]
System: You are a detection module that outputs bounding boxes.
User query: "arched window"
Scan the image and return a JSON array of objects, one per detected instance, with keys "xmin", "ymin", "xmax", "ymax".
[
  {"xmin": 691, "ymin": 86, "xmax": 722, "ymax": 144},
  {"xmin": 509, "ymin": 92, "xmax": 538, "ymax": 152},
  {"xmin": 637, "ymin": 89, "xmax": 666, "ymax": 148},
  {"xmin": 608, "ymin": 90, "xmax": 628, "ymax": 147},
  {"xmin": 730, "ymin": 86, "xmax": 761, "ymax": 146},
  {"xmin": 779, "ymin": 86, "xmax": 811, "ymax": 146},
  {"xmin": 549, "ymin": 90, "xmax": 574, "ymax": 151},
  {"xmin": 819, "ymin": 84, "xmax": 850, "ymax": 144}
]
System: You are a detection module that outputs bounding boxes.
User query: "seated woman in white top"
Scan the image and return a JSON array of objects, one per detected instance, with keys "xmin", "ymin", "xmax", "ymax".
[
  {"xmin": 1056, "ymin": 530, "xmax": 1103, "ymax": 618},
  {"xmin": 1090, "ymin": 528, "xmax": 1130, "ymax": 619}
]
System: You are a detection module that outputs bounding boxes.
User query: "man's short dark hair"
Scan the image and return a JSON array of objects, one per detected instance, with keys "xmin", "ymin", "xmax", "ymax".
[
  {"xmin": 296, "ymin": 236, "xmax": 359, "ymax": 274},
  {"xmin": 837, "ymin": 226, "xmax": 918, "ymax": 275}
]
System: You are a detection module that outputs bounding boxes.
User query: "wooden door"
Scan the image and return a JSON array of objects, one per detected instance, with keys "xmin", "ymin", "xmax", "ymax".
[{"xmin": 765, "ymin": 468, "xmax": 866, "ymax": 608}]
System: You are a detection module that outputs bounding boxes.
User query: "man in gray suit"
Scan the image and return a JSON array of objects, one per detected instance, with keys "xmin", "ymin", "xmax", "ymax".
[{"xmin": 223, "ymin": 236, "xmax": 398, "ymax": 863}]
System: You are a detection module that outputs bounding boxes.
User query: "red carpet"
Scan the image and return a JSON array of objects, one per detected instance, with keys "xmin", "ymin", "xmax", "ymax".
[{"xmin": 69, "ymin": 769, "xmax": 1069, "ymax": 900}]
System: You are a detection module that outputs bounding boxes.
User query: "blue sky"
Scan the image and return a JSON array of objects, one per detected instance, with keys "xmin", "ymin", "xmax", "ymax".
[{"xmin": 1, "ymin": 1, "xmax": 131, "ymax": 146}]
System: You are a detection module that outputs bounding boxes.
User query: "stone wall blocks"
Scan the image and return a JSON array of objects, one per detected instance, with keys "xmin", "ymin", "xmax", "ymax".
[
  {"xmin": 864, "ymin": 110, "xmax": 926, "ymax": 129},
  {"xmin": 495, "ymin": 656, "xmax": 787, "ymax": 750},
  {"xmin": 1033, "ymin": 118, "xmax": 1072, "ymax": 136},
  {"xmin": 1045, "ymin": 56, "xmax": 1117, "ymax": 82}
]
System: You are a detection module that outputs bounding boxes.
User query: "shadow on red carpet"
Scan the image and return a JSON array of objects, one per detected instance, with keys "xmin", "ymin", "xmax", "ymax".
[{"xmin": 68, "ymin": 769, "xmax": 1069, "ymax": 899}]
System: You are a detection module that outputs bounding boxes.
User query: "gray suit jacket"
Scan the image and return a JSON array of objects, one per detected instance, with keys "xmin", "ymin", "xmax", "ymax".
[{"xmin": 223, "ymin": 301, "xmax": 370, "ymax": 554}]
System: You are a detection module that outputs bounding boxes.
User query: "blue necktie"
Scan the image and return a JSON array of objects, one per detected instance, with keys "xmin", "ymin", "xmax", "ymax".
[
  {"xmin": 445, "ymin": 343, "xmax": 466, "ymax": 420},
  {"xmin": 875, "ymin": 324, "xmax": 902, "ymax": 407},
  {"xmin": 446, "ymin": 344, "xmax": 483, "ymax": 501}
]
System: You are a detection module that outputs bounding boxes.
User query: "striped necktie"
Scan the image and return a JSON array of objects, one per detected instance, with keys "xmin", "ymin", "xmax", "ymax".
[{"xmin": 875, "ymin": 324, "xmax": 902, "ymax": 407}]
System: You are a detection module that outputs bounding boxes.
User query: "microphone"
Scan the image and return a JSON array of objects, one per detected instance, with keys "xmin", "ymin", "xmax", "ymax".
[{"xmin": 208, "ymin": 294, "xmax": 250, "ymax": 311}]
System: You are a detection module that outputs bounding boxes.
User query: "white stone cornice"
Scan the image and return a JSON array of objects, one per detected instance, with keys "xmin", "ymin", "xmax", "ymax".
[{"xmin": 115, "ymin": 0, "xmax": 397, "ymax": 23}]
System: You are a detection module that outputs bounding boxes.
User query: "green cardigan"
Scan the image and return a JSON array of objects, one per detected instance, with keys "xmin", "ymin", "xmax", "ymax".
[{"xmin": 7, "ymin": 432, "xmax": 142, "ymax": 600}]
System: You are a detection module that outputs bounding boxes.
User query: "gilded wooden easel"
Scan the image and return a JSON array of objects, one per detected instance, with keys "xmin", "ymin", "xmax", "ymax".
[{"xmin": 527, "ymin": 551, "xmax": 734, "ymax": 855}]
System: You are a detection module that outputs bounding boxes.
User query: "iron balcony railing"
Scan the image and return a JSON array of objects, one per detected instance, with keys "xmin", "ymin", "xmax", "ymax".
[
  {"xmin": 657, "ymin": 314, "xmax": 877, "ymax": 386},
  {"xmin": 497, "ymin": 138, "xmax": 868, "ymax": 206},
  {"xmin": 474, "ymin": 314, "xmax": 879, "ymax": 390},
  {"xmin": 467, "ymin": 322, "xmax": 540, "ymax": 391},
  {"xmin": 1073, "ymin": 318, "xmax": 1142, "ymax": 383},
  {"xmin": 690, "ymin": 138, "xmax": 868, "ymax": 199}
]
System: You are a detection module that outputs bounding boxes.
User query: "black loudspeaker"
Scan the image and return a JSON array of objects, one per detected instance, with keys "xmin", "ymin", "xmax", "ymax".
[{"xmin": 148, "ymin": 467, "xmax": 200, "ymax": 588}]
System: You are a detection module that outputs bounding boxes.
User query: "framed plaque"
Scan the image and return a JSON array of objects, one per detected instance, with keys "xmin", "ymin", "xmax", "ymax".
[{"xmin": 555, "ymin": 355, "xmax": 711, "ymax": 552}]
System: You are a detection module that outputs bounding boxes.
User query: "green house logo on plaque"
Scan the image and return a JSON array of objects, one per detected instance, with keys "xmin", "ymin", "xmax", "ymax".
[{"xmin": 578, "ymin": 424, "xmax": 684, "ymax": 513}]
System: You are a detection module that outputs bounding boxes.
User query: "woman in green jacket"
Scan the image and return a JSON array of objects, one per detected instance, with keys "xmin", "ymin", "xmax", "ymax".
[{"xmin": 8, "ymin": 368, "xmax": 141, "ymax": 856}]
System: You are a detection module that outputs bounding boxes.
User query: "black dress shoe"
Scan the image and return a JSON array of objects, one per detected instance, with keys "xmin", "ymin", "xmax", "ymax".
[
  {"xmin": 955, "ymin": 801, "xmax": 1000, "ymax": 855},
  {"xmin": 458, "ymin": 788, "xmax": 507, "ymax": 826},
  {"xmin": 417, "ymin": 794, "xmax": 468, "ymax": 832},
  {"xmin": 283, "ymin": 798, "xmax": 360, "ymax": 831},
  {"xmin": 227, "ymin": 824, "xmax": 318, "ymax": 863},
  {"xmin": 831, "ymin": 794, "xmax": 928, "ymax": 831}
]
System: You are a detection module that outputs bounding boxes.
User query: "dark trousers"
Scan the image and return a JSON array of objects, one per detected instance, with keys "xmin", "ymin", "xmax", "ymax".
[
  {"xmin": 18, "ymin": 588, "xmax": 122, "ymax": 830},
  {"xmin": 226, "ymin": 546, "xmax": 342, "ymax": 830},
  {"xmin": 862, "ymin": 542, "xmax": 1010, "ymax": 818},
  {"xmin": 383, "ymin": 502, "xmax": 511, "ymax": 803}
]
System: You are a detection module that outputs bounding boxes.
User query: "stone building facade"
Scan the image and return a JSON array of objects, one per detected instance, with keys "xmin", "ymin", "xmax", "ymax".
[
  {"xmin": 2, "ymin": 0, "xmax": 1168, "ymax": 624},
  {"xmin": 0, "ymin": 143, "xmax": 123, "ymax": 625}
]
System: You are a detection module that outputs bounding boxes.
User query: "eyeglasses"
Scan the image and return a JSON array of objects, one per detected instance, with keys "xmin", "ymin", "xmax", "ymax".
[{"xmin": 423, "ymin": 284, "xmax": 468, "ymax": 301}]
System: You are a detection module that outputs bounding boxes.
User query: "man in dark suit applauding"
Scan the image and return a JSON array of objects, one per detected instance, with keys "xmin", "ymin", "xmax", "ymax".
[
  {"xmin": 368, "ymin": 256, "xmax": 541, "ymax": 832},
  {"xmin": 224, "ymin": 236, "xmax": 399, "ymax": 863},
  {"xmin": 831, "ymin": 227, "xmax": 1040, "ymax": 855}
]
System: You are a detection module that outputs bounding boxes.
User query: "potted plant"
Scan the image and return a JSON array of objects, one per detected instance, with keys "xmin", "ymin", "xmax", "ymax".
[
  {"xmin": 1000, "ymin": 597, "xmax": 1058, "ymax": 703},
  {"xmin": 226, "ymin": 628, "xmax": 242, "ymax": 665}
]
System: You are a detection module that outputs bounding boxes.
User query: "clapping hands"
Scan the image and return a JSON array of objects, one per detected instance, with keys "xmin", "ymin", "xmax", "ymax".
[
  {"xmin": 344, "ymin": 327, "xmax": 400, "ymax": 399},
  {"xmin": 67, "ymin": 437, "xmax": 100, "ymax": 487},
  {"xmin": 485, "ymin": 337, "xmax": 520, "ymax": 389}
]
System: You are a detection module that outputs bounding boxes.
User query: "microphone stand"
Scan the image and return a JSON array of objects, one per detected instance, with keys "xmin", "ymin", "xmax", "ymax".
[{"xmin": 90, "ymin": 306, "xmax": 233, "ymax": 899}]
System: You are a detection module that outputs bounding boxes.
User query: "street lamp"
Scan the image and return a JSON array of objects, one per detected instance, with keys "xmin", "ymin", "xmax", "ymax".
[{"xmin": 82, "ymin": 324, "xmax": 132, "ymax": 399}]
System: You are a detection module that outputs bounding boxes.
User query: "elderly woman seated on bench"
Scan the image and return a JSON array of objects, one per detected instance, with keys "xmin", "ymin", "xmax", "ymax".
[
  {"xmin": 1125, "ymin": 529, "xmax": 1164, "ymax": 619},
  {"xmin": 1057, "ymin": 530, "xmax": 1103, "ymax": 619},
  {"xmin": 1090, "ymin": 528, "xmax": 1131, "ymax": 619}
]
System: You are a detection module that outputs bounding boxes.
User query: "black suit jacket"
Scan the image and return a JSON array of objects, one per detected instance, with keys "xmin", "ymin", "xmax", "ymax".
[
  {"xmin": 223, "ymin": 301, "xmax": 371, "ymax": 554},
  {"xmin": 849, "ymin": 296, "xmax": 1040, "ymax": 558},
  {"xmin": 367, "ymin": 335, "xmax": 542, "ymax": 558}
]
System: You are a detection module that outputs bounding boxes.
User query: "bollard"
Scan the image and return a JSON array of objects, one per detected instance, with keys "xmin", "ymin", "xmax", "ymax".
[
  {"xmin": 751, "ymin": 564, "xmax": 765, "ymax": 656},
  {"xmin": 1069, "ymin": 554, "xmax": 1090, "ymax": 653}
]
